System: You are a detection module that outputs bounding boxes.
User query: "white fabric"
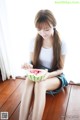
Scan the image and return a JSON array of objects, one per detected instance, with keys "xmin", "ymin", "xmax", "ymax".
[
  {"xmin": 0, "ymin": 0, "xmax": 11, "ymax": 81},
  {"xmin": 39, "ymin": 47, "xmax": 53, "ymax": 68},
  {"xmin": 29, "ymin": 39, "xmax": 67, "ymax": 68}
]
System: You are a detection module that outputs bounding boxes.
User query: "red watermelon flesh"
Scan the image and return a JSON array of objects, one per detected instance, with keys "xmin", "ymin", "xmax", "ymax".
[{"xmin": 30, "ymin": 69, "xmax": 42, "ymax": 75}]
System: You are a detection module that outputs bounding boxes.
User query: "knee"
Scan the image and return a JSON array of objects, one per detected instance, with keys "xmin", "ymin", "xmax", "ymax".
[
  {"xmin": 25, "ymin": 77, "xmax": 34, "ymax": 88},
  {"xmin": 34, "ymin": 81, "xmax": 46, "ymax": 93}
]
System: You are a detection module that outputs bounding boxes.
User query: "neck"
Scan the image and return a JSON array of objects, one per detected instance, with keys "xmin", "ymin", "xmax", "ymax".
[{"xmin": 43, "ymin": 37, "xmax": 53, "ymax": 48}]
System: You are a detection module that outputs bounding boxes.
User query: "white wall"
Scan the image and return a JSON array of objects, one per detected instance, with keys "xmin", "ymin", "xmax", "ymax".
[{"xmin": 3, "ymin": 0, "xmax": 80, "ymax": 82}]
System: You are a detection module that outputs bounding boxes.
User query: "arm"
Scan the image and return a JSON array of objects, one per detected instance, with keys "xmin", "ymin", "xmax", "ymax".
[
  {"xmin": 43, "ymin": 55, "xmax": 66, "ymax": 80},
  {"xmin": 22, "ymin": 52, "xmax": 34, "ymax": 69},
  {"xmin": 49, "ymin": 55, "xmax": 65, "ymax": 77},
  {"xmin": 49, "ymin": 69, "xmax": 63, "ymax": 77}
]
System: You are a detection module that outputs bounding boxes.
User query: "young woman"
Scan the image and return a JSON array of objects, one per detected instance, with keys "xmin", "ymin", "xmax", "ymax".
[{"xmin": 19, "ymin": 9, "xmax": 68, "ymax": 120}]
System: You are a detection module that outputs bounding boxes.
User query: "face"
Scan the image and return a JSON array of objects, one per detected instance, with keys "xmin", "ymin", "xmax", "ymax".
[{"xmin": 36, "ymin": 23, "xmax": 54, "ymax": 40}]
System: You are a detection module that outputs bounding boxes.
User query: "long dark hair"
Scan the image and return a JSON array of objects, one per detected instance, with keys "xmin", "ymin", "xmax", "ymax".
[{"xmin": 33, "ymin": 9, "xmax": 63, "ymax": 70}]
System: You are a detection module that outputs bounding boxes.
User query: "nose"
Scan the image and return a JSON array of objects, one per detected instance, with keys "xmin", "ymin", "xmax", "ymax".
[{"xmin": 39, "ymin": 30, "xmax": 46, "ymax": 36}]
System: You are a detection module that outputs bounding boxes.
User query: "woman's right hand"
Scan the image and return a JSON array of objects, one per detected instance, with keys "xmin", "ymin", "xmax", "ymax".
[{"xmin": 21, "ymin": 63, "xmax": 33, "ymax": 70}]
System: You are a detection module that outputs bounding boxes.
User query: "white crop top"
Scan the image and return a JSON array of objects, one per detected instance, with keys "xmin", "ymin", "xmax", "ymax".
[{"xmin": 29, "ymin": 38, "xmax": 67, "ymax": 69}]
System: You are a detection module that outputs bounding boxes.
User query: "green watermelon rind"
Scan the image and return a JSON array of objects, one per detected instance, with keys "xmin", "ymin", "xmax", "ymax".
[
  {"xmin": 27, "ymin": 74, "xmax": 45, "ymax": 82},
  {"xmin": 27, "ymin": 69, "xmax": 47, "ymax": 82}
]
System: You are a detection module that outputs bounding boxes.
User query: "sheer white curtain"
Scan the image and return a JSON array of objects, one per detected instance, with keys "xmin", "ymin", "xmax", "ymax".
[
  {"xmin": 0, "ymin": 0, "xmax": 80, "ymax": 83},
  {"xmin": 0, "ymin": 0, "xmax": 11, "ymax": 81}
]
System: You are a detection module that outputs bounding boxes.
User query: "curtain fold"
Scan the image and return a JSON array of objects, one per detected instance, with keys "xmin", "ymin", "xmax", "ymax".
[
  {"xmin": 0, "ymin": 24, "xmax": 11, "ymax": 81},
  {"xmin": 0, "ymin": 0, "xmax": 11, "ymax": 81}
]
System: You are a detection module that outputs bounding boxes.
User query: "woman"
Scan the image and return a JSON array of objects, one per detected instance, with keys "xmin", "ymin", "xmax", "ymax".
[{"xmin": 19, "ymin": 9, "xmax": 68, "ymax": 120}]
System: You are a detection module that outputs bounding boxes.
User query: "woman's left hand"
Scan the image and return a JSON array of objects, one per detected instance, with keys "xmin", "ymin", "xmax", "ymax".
[
  {"xmin": 37, "ymin": 70, "xmax": 50, "ymax": 82},
  {"xmin": 42, "ymin": 72, "xmax": 51, "ymax": 81}
]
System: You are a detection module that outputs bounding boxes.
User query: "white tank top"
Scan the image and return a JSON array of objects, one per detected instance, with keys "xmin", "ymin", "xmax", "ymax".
[
  {"xmin": 29, "ymin": 38, "xmax": 67, "ymax": 69},
  {"xmin": 39, "ymin": 47, "xmax": 53, "ymax": 68}
]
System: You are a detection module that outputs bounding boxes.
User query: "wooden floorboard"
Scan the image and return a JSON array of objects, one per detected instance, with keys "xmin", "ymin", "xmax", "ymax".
[
  {"xmin": 0, "ymin": 79, "xmax": 80, "ymax": 120},
  {"xmin": 0, "ymin": 79, "xmax": 23, "ymax": 108},
  {"xmin": 0, "ymin": 79, "xmax": 12, "ymax": 93},
  {"xmin": 65, "ymin": 85, "xmax": 80, "ymax": 120},
  {"xmin": 42, "ymin": 85, "xmax": 72, "ymax": 120},
  {"xmin": 9, "ymin": 103, "xmax": 20, "ymax": 120},
  {"xmin": 0, "ymin": 79, "xmax": 23, "ymax": 117}
]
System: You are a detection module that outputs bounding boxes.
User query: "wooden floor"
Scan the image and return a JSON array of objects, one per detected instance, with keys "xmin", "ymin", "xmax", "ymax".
[{"xmin": 0, "ymin": 78, "xmax": 80, "ymax": 120}]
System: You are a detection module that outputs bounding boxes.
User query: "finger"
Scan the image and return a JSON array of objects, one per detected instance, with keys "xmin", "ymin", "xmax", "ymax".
[
  {"xmin": 30, "ymin": 64, "xmax": 33, "ymax": 68},
  {"xmin": 29, "ymin": 64, "xmax": 33, "ymax": 68},
  {"xmin": 21, "ymin": 65, "xmax": 25, "ymax": 69}
]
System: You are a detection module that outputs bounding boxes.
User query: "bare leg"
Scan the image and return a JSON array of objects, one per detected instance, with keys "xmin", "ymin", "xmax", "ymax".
[
  {"xmin": 19, "ymin": 78, "xmax": 34, "ymax": 120},
  {"xmin": 32, "ymin": 82, "xmax": 46, "ymax": 120},
  {"xmin": 32, "ymin": 77, "xmax": 61, "ymax": 120}
]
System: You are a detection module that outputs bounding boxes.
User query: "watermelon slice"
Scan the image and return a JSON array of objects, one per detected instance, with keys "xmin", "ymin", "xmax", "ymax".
[{"xmin": 27, "ymin": 69, "xmax": 47, "ymax": 82}]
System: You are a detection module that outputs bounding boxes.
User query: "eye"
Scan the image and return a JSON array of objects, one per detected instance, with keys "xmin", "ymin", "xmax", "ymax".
[{"xmin": 44, "ymin": 28, "xmax": 51, "ymax": 31}]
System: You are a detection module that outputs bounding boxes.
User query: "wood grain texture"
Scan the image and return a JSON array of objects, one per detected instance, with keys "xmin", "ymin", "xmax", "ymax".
[
  {"xmin": 42, "ymin": 86, "xmax": 71, "ymax": 120},
  {"xmin": 65, "ymin": 85, "xmax": 80, "ymax": 120},
  {"xmin": 0, "ymin": 78, "xmax": 80, "ymax": 120}
]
